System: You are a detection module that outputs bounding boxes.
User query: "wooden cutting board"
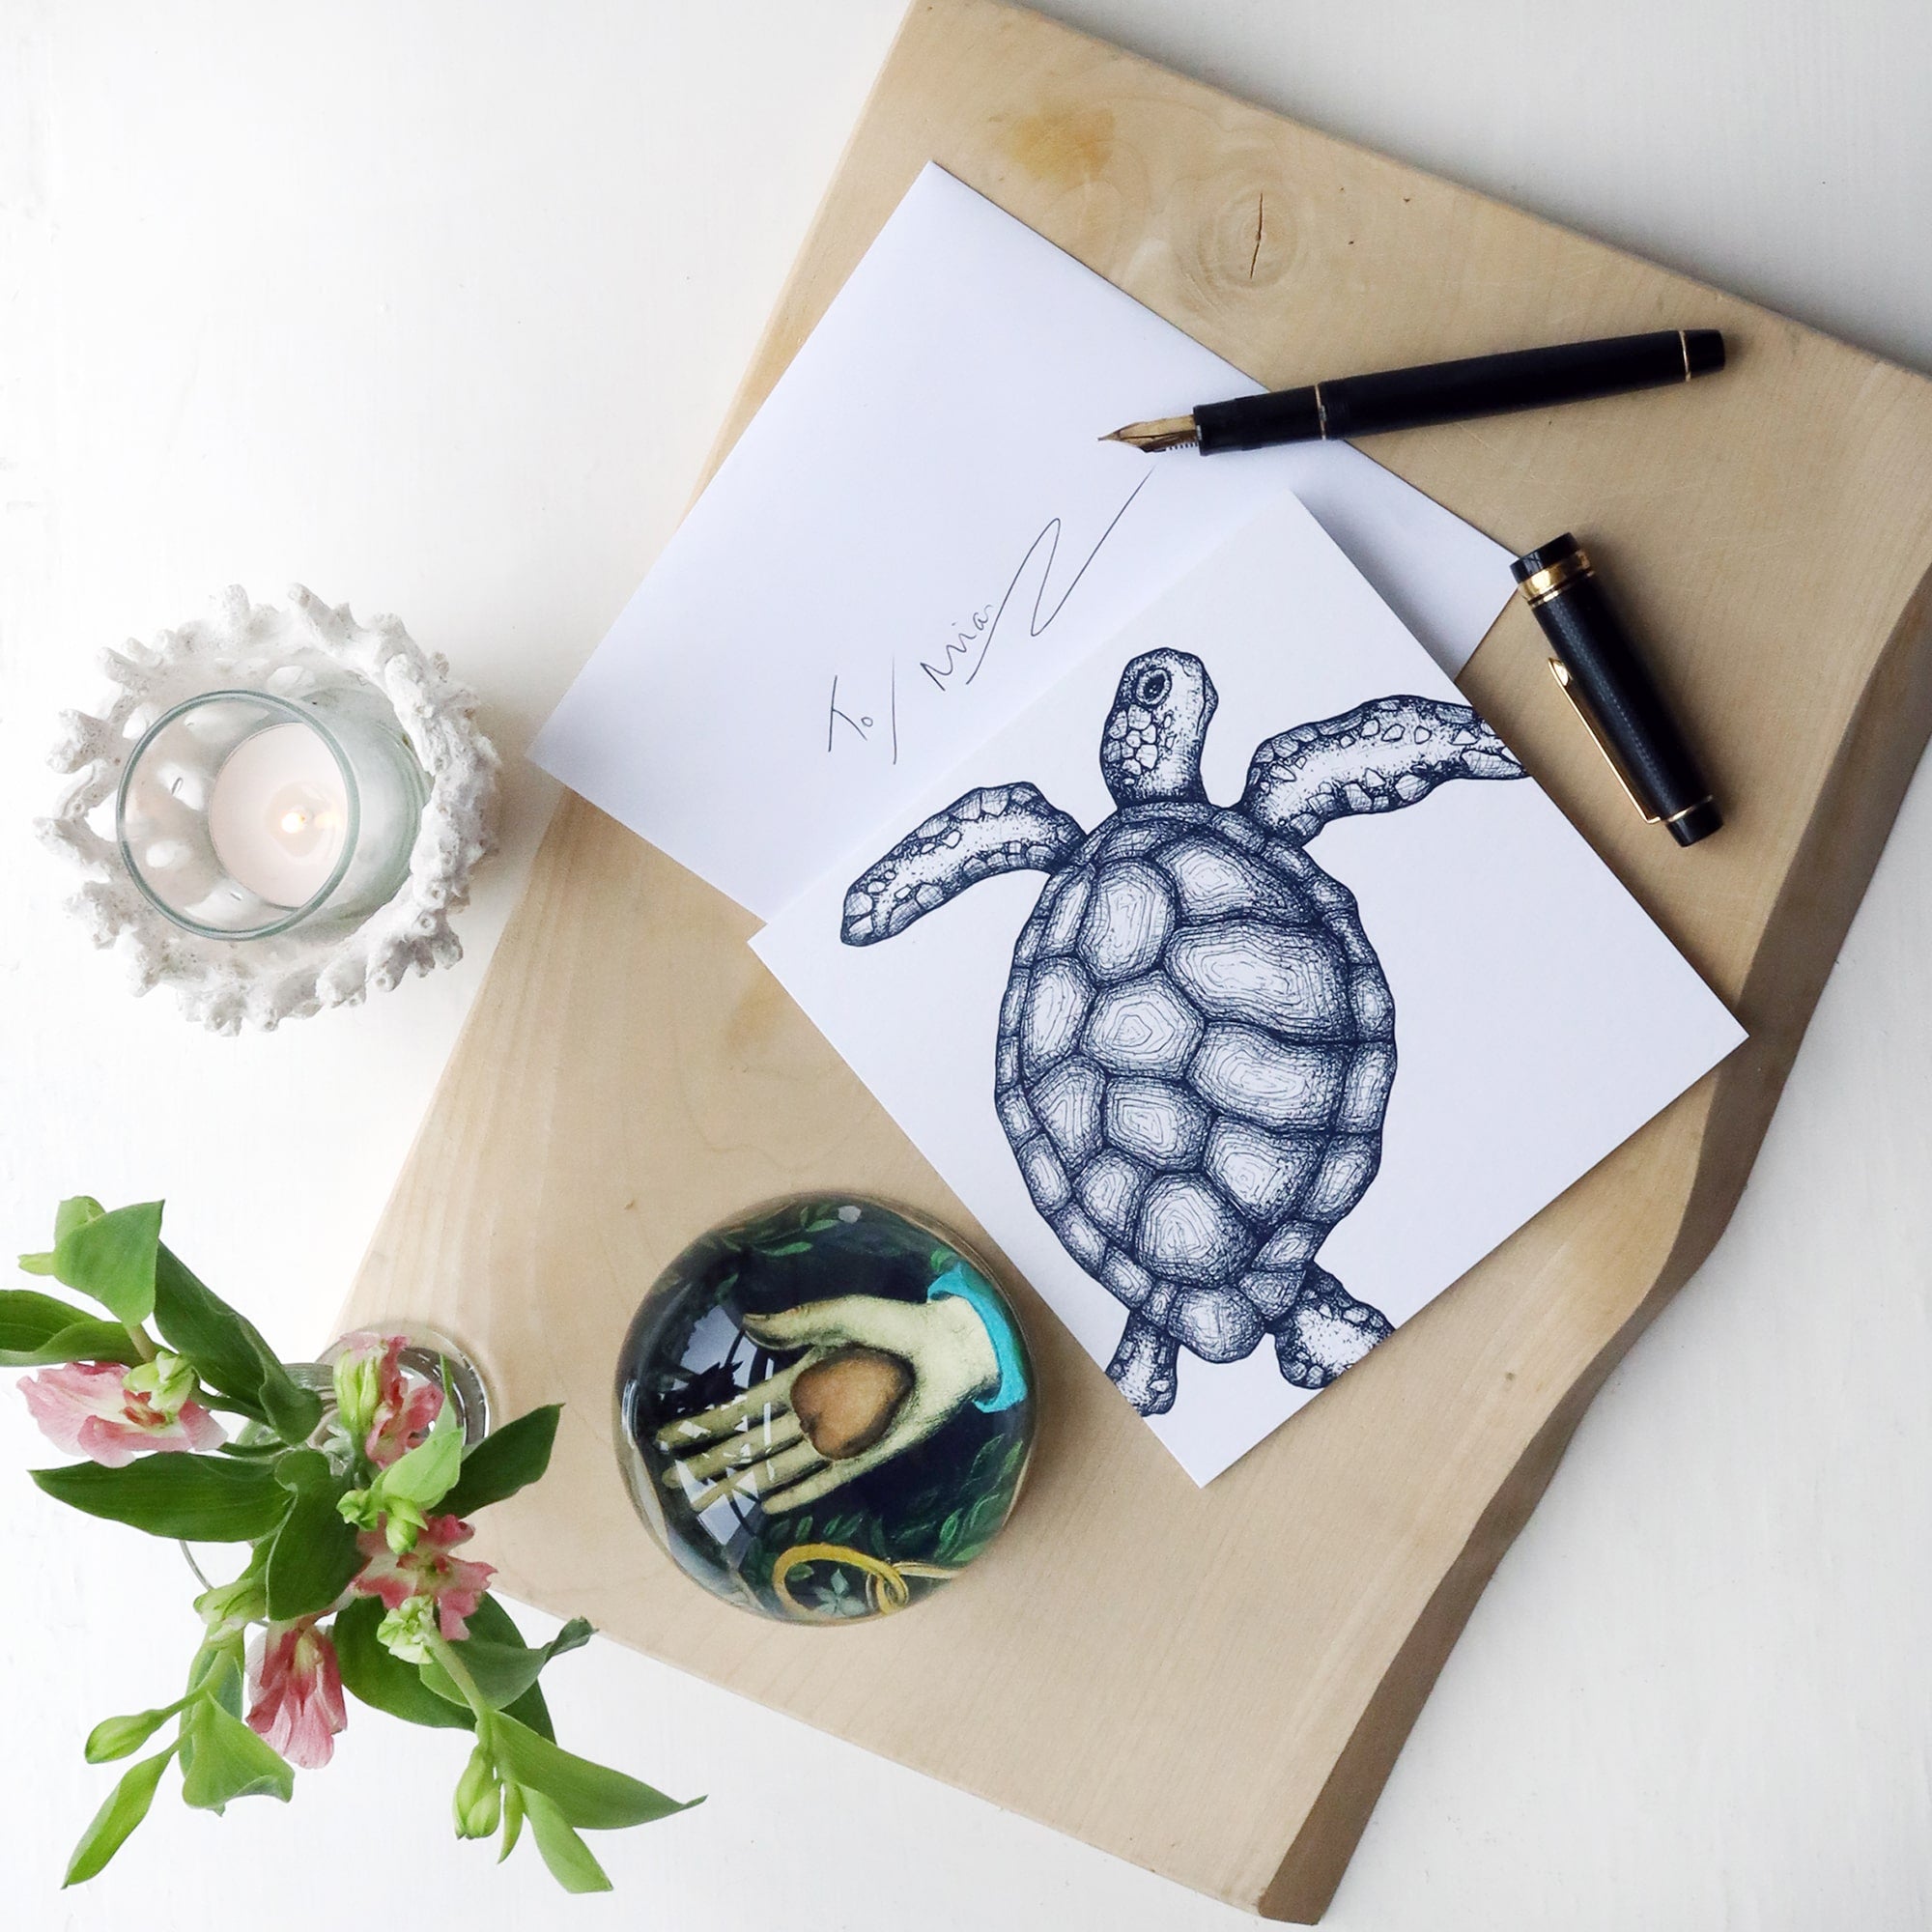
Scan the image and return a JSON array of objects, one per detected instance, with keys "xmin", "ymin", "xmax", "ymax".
[{"xmin": 341, "ymin": 0, "xmax": 1932, "ymax": 1917}]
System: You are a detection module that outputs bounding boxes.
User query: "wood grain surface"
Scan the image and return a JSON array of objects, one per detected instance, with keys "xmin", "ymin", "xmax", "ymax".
[{"xmin": 341, "ymin": 0, "xmax": 1932, "ymax": 1917}]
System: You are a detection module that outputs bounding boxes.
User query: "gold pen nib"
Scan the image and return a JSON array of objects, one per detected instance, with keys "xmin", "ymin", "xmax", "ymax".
[{"xmin": 1100, "ymin": 413, "xmax": 1200, "ymax": 452}]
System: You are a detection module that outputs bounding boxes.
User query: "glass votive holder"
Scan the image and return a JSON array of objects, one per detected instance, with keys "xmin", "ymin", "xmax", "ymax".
[{"xmin": 116, "ymin": 683, "xmax": 428, "ymax": 940}]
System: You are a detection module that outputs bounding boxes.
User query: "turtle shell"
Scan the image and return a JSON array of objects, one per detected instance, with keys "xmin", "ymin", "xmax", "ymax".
[{"xmin": 994, "ymin": 803, "xmax": 1395, "ymax": 1368}]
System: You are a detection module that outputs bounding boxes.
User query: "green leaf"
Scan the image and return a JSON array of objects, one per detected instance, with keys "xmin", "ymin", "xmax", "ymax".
[
  {"xmin": 49, "ymin": 1201, "xmax": 163, "ymax": 1324},
  {"xmin": 180, "ymin": 1644, "xmax": 246, "ymax": 1736},
  {"xmin": 84, "ymin": 1700, "xmax": 187, "ymax": 1764},
  {"xmin": 375, "ymin": 1403, "xmax": 464, "ymax": 1512},
  {"xmin": 441, "ymin": 1404, "xmax": 561, "ymax": 1518},
  {"xmin": 57, "ymin": 1197, "xmax": 107, "ymax": 1243},
  {"xmin": 546, "ymin": 1616, "xmax": 594, "ymax": 1662},
  {"xmin": 25, "ymin": 1198, "xmax": 106, "ymax": 1277},
  {"xmin": 433, "ymin": 1616, "xmax": 597, "ymax": 1713},
  {"xmin": 63, "ymin": 1746, "xmax": 174, "ymax": 1886},
  {"xmin": 265, "ymin": 1482, "xmax": 363, "ymax": 1620},
  {"xmin": 1, "ymin": 1288, "xmax": 112, "ymax": 1351},
  {"xmin": 333, "ymin": 1596, "xmax": 474, "ymax": 1732},
  {"xmin": 521, "ymin": 1787, "xmax": 613, "ymax": 1892},
  {"xmin": 31, "ymin": 1454, "xmax": 289, "ymax": 1542},
  {"xmin": 466, "ymin": 1594, "xmax": 557, "ymax": 1741},
  {"xmin": 271, "ymin": 1448, "xmax": 332, "ymax": 1492},
  {"xmin": 416, "ymin": 1653, "xmax": 469, "ymax": 1710},
  {"xmin": 0, "ymin": 1289, "xmax": 144, "ymax": 1368},
  {"xmin": 150, "ymin": 1245, "xmax": 320, "ymax": 1440},
  {"xmin": 255, "ymin": 1362, "xmax": 324, "ymax": 1447},
  {"xmin": 179, "ymin": 1696, "xmax": 295, "ymax": 1811},
  {"xmin": 489, "ymin": 1711, "xmax": 696, "ymax": 1830},
  {"xmin": 498, "ymin": 1778, "xmax": 526, "ymax": 1862}
]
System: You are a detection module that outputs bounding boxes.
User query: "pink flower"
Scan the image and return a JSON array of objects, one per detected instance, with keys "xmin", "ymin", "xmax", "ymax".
[
  {"xmin": 17, "ymin": 1361, "xmax": 225, "ymax": 1467},
  {"xmin": 333, "ymin": 1332, "xmax": 441, "ymax": 1469},
  {"xmin": 354, "ymin": 1513, "xmax": 495, "ymax": 1640},
  {"xmin": 246, "ymin": 1616, "xmax": 347, "ymax": 1771}
]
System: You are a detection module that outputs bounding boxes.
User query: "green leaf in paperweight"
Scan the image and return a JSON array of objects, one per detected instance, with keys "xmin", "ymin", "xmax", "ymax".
[{"xmin": 31, "ymin": 1455, "xmax": 290, "ymax": 1541}]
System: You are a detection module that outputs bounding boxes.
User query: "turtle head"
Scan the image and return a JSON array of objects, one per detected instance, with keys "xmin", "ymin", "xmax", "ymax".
[{"xmin": 1100, "ymin": 651, "xmax": 1217, "ymax": 807}]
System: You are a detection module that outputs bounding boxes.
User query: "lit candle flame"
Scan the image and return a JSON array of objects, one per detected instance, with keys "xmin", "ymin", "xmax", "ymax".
[{"xmin": 280, "ymin": 810, "xmax": 309, "ymax": 836}]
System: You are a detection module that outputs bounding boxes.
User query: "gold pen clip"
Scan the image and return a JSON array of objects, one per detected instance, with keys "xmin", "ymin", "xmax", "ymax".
[{"xmin": 1547, "ymin": 658, "xmax": 1660, "ymax": 824}]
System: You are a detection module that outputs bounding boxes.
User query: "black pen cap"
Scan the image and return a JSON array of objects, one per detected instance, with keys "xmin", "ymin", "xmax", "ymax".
[{"xmin": 1513, "ymin": 533, "xmax": 1722, "ymax": 847}]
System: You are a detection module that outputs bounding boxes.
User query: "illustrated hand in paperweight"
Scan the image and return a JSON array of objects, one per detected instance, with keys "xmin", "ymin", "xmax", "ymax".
[
  {"xmin": 656, "ymin": 1287, "xmax": 1001, "ymax": 1513},
  {"xmin": 615, "ymin": 1196, "xmax": 1036, "ymax": 1622}
]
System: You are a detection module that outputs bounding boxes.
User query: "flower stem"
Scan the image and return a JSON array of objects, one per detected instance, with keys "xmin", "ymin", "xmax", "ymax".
[
  {"xmin": 124, "ymin": 1322, "xmax": 157, "ymax": 1365},
  {"xmin": 426, "ymin": 1634, "xmax": 491, "ymax": 1727}
]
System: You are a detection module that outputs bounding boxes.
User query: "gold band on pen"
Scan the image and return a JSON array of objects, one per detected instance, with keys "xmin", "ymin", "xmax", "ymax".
[
  {"xmin": 1547, "ymin": 658, "xmax": 1660, "ymax": 823},
  {"xmin": 1661, "ymin": 795, "xmax": 1715, "ymax": 827},
  {"xmin": 1520, "ymin": 550, "xmax": 1595, "ymax": 606}
]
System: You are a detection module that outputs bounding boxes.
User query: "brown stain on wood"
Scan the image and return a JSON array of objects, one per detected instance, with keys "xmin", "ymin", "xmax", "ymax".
[{"xmin": 1002, "ymin": 102, "xmax": 1116, "ymax": 192}]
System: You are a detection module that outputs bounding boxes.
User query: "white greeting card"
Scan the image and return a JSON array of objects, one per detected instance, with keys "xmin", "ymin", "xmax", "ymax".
[
  {"xmin": 530, "ymin": 163, "xmax": 1516, "ymax": 920},
  {"xmin": 753, "ymin": 495, "xmax": 1745, "ymax": 1483}
]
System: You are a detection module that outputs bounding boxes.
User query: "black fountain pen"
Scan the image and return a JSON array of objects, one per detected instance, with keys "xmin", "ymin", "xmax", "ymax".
[
  {"xmin": 1514, "ymin": 533, "xmax": 1721, "ymax": 847},
  {"xmin": 1103, "ymin": 328, "xmax": 1725, "ymax": 452}
]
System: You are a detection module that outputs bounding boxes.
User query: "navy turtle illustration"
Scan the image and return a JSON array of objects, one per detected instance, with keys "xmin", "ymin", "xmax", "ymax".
[{"xmin": 840, "ymin": 650, "xmax": 1525, "ymax": 1415}]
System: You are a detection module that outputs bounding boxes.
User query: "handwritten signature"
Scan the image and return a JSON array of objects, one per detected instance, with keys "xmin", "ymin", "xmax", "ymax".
[{"xmin": 826, "ymin": 471, "xmax": 1152, "ymax": 762}]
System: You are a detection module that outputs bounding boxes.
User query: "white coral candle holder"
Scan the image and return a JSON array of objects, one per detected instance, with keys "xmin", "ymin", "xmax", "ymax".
[{"xmin": 41, "ymin": 586, "xmax": 499, "ymax": 1034}]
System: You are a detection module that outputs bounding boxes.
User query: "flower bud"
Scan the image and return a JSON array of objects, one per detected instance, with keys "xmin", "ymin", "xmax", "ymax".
[
  {"xmin": 453, "ymin": 1743, "xmax": 502, "ymax": 1839},
  {"xmin": 195, "ymin": 1570, "xmax": 269, "ymax": 1643},
  {"xmin": 382, "ymin": 1497, "xmax": 428, "ymax": 1553},
  {"xmin": 332, "ymin": 1339, "xmax": 386, "ymax": 1448},
  {"xmin": 377, "ymin": 1594, "xmax": 438, "ymax": 1665},
  {"xmin": 123, "ymin": 1349, "xmax": 199, "ymax": 1420}
]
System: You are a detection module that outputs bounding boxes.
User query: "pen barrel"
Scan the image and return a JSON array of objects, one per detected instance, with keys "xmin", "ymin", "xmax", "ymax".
[
  {"xmin": 1519, "ymin": 548, "xmax": 1720, "ymax": 847},
  {"xmin": 1320, "ymin": 330, "xmax": 1720, "ymax": 440},
  {"xmin": 1194, "ymin": 386, "xmax": 1321, "ymax": 453}
]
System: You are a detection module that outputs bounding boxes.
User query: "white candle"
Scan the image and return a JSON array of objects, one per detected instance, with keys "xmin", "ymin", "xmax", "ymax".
[{"xmin": 206, "ymin": 722, "xmax": 351, "ymax": 907}]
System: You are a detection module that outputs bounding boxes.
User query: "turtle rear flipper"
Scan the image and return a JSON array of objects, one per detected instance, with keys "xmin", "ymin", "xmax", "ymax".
[
  {"xmin": 1107, "ymin": 1311, "xmax": 1181, "ymax": 1416},
  {"xmin": 841, "ymin": 783, "xmax": 1084, "ymax": 946},
  {"xmin": 1269, "ymin": 1264, "xmax": 1393, "ymax": 1388},
  {"xmin": 1241, "ymin": 695, "xmax": 1524, "ymax": 845}
]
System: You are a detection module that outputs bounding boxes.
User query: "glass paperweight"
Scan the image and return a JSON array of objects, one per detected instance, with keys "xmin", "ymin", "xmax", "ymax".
[{"xmin": 614, "ymin": 1196, "xmax": 1036, "ymax": 1624}]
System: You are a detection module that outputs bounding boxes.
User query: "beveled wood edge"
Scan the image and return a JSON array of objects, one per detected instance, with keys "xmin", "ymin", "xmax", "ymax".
[{"xmin": 1261, "ymin": 555, "xmax": 1932, "ymax": 1920}]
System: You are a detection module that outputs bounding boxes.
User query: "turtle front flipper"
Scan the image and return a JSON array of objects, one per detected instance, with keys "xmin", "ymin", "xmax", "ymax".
[
  {"xmin": 1240, "ymin": 695, "xmax": 1524, "ymax": 844},
  {"xmin": 1269, "ymin": 1264, "xmax": 1393, "ymax": 1389},
  {"xmin": 840, "ymin": 784, "xmax": 1084, "ymax": 946},
  {"xmin": 1107, "ymin": 1312, "xmax": 1181, "ymax": 1415}
]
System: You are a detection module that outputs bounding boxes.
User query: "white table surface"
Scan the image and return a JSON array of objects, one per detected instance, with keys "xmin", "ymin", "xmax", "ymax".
[{"xmin": 5, "ymin": 4, "xmax": 1929, "ymax": 1925}]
